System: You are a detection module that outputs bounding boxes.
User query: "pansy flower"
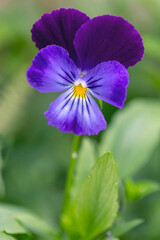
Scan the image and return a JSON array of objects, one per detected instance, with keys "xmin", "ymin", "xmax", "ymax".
[{"xmin": 27, "ymin": 8, "xmax": 144, "ymax": 135}]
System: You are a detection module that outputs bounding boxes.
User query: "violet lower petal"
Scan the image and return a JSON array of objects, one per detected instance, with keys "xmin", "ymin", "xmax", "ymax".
[
  {"xmin": 83, "ymin": 61, "xmax": 129, "ymax": 108},
  {"xmin": 44, "ymin": 89, "xmax": 106, "ymax": 135},
  {"xmin": 31, "ymin": 8, "xmax": 90, "ymax": 67},
  {"xmin": 74, "ymin": 15, "xmax": 144, "ymax": 71},
  {"xmin": 26, "ymin": 45, "xmax": 80, "ymax": 93}
]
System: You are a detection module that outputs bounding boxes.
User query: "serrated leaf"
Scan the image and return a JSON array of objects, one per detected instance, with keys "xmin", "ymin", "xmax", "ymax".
[
  {"xmin": 125, "ymin": 179, "xmax": 160, "ymax": 201},
  {"xmin": 0, "ymin": 233, "xmax": 16, "ymax": 240},
  {"xmin": 64, "ymin": 153, "xmax": 118, "ymax": 240},
  {"xmin": 99, "ymin": 99, "xmax": 160, "ymax": 179},
  {"xmin": 71, "ymin": 137, "xmax": 96, "ymax": 198},
  {"xmin": 111, "ymin": 218, "xmax": 144, "ymax": 237}
]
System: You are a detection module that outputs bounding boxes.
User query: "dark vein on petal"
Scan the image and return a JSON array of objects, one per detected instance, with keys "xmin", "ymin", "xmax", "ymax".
[
  {"xmin": 58, "ymin": 73, "xmax": 72, "ymax": 84},
  {"xmin": 69, "ymin": 97, "xmax": 76, "ymax": 112},
  {"xmin": 70, "ymin": 71, "xmax": 76, "ymax": 79},
  {"xmin": 61, "ymin": 68, "xmax": 74, "ymax": 82},
  {"xmin": 64, "ymin": 90, "xmax": 73, "ymax": 100},
  {"xmin": 85, "ymin": 96, "xmax": 90, "ymax": 117},
  {"xmin": 82, "ymin": 98, "xmax": 84, "ymax": 117},
  {"xmin": 89, "ymin": 84, "xmax": 103, "ymax": 89},
  {"xmin": 55, "ymin": 81, "xmax": 69, "ymax": 86},
  {"xmin": 92, "ymin": 91, "xmax": 100, "ymax": 95},
  {"xmin": 61, "ymin": 95, "xmax": 73, "ymax": 110},
  {"xmin": 85, "ymin": 76, "xmax": 94, "ymax": 83},
  {"xmin": 86, "ymin": 93, "xmax": 92, "ymax": 105},
  {"xmin": 87, "ymin": 77, "xmax": 103, "ymax": 86}
]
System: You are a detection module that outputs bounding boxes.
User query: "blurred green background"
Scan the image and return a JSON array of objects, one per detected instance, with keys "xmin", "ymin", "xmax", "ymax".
[{"xmin": 0, "ymin": 0, "xmax": 160, "ymax": 239}]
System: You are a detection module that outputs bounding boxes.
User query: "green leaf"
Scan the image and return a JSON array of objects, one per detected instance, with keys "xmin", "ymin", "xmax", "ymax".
[
  {"xmin": 0, "ymin": 209, "xmax": 27, "ymax": 235},
  {"xmin": 98, "ymin": 99, "xmax": 103, "ymax": 110},
  {"xmin": 12, "ymin": 235, "xmax": 30, "ymax": 240},
  {"xmin": 0, "ymin": 233, "xmax": 16, "ymax": 240},
  {"xmin": 111, "ymin": 218, "xmax": 144, "ymax": 237},
  {"xmin": 0, "ymin": 204, "xmax": 57, "ymax": 240},
  {"xmin": 99, "ymin": 99, "xmax": 160, "ymax": 179},
  {"xmin": 0, "ymin": 135, "xmax": 9, "ymax": 197},
  {"xmin": 63, "ymin": 153, "xmax": 118, "ymax": 240},
  {"xmin": 71, "ymin": 137, "xmax": 96, "ymax": 198},
  {"xmin": 125, "ymin": 179, "xmax": 160, "ymax": 201}
]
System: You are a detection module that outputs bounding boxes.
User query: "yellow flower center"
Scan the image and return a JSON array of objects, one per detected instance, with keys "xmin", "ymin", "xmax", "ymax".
[{"xmin": 73, "ymin": 83, "xmax": 87, "ymax": 98}]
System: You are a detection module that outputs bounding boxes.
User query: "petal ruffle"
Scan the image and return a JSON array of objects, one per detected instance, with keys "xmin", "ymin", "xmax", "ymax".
[
  {"xmin": 27, "ymin": 45, "xmax": 80, "ymax": 93},
  {"xmin": 83, "ymin": 61, "xmax": 129, "ymax": 108},
  {"xmin": 74, "ymin": 15, "xmax": 144, "ymax": 71},
  {"xmin": 31, "ymin": 8, "xmax": 90, "ymax": 67},
  {"xmin": 44, "ymin": 89, "xmax": 106, "ymax": 135}
]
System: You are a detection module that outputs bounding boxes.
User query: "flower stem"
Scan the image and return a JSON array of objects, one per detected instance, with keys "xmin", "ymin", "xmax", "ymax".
[{"xmin": 62, "ymin": 135, "xmax": 81, "ymax": 211}]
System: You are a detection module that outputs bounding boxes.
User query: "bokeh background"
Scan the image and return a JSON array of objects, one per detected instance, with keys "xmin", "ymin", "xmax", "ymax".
[{"xmin": 0, "ymin": 0, "xmax": 160, "ymax": 239}]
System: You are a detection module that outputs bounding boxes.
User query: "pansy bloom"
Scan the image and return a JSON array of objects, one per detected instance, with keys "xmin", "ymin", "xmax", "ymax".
[{"xmin": 27, "ymin": 8, "xmax": 144, "ymax": 135}]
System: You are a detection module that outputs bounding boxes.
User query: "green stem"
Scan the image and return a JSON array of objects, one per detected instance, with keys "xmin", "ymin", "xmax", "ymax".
[{"xmin": 62, "ymin": 135, "xmax": 81, "ymax": 212}]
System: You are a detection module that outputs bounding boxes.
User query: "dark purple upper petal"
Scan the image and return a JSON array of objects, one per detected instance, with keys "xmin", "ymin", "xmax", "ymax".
[
  {"xmin": 26, "ymin": 45, "xmax": 80, "ymax": 93},
  {"xmin": 83, "ymin": 61, "xmax": 129, "ymax": 108},
  {"xmin": 31, "ymin": 8, "xmax": 90, "ymax": 67},
  {"xmin": 74, "ymin": 15, "xmax": 144, "ymax": 71}
]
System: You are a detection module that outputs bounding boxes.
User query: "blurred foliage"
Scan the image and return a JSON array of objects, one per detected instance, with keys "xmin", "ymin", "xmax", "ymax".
[
  {"xmin": 111, "ymin": 218, "xmax": 144, "ymax": 238},
  {"xmin": 0, "ymin": 0, "xmax": 160, "ymax": 240},
  {"xmin": 99, "ymin": 99, "xmax": 160, "ymax": 179},
  {"xmin": 0, "ymin": 204, "xmax": 58, "ymax": 240},
  {"xmin": 125, "ymin": 179, "xmax": 160, "ymax": 201}
]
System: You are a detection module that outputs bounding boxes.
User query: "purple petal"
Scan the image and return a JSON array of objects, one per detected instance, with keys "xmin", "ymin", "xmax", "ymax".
[
  {"xmin": 31, "ymin": 8, "xmax": 90, "ymax": 67},
  {"xmin": 83, "ymin": 61, "xmax": 129, "ymax": 108},
  {"xmin": 74, "ymin": 15, "xmax": 144, "ymax": 71},
  {"xmin": 44, "ymin": 89, "xmax": 106, "ymax": 135},
  {"xmin": 26, "ymin": 45, "xmax": 80, "ymax": 93}
]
